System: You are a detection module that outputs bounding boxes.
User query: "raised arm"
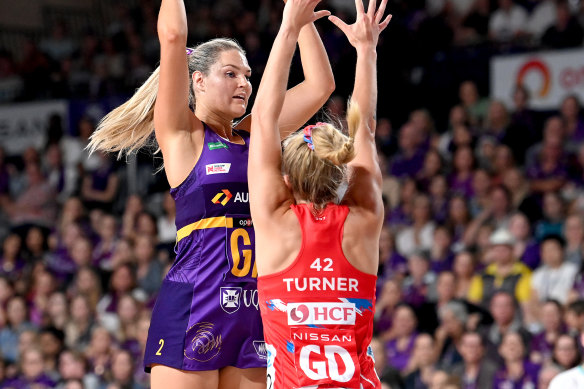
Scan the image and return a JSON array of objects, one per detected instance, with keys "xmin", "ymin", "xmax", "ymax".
[
  {"xmin": 249, "ymin": 0, "xmax": 330, "ymax": 220},
  {"xmin": 277, "ymin": 22, "xmax": 335, "ymax": 137},
  {"xmin": 154, "ymin": 0, "xmax": 202, "ymax": 187},
  {"xmin": 330, "ymin": 0, "xmax": 391, "ymax": 213}
]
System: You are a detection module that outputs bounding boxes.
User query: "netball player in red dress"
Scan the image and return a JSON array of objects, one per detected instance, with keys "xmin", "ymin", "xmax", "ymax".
[{"xmin": 249, "ymin": 0, "xmax": 391, "ymax": 387}]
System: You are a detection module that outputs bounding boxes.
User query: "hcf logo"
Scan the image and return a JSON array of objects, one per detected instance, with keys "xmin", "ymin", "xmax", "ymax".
[
  {"xmin": 212, "ymin": 189, "xmax": 233, "ymax": 206},
  {"xmin": 287, "ymin": 303, "xmax": 356, "ymax": 325}
]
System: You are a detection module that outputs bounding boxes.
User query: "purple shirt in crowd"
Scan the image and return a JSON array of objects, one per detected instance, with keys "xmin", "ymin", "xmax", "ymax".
[
  {"xmin": 386, "ymin": 333, "xmax": 418, "ymax": 372},
  {"xmin": 493, "ymin": 361, "xmax": 540, "ymax": 389}
]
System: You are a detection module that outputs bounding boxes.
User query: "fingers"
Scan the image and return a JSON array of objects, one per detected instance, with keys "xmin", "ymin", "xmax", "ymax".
[
  {"xmin": 379, "ymin": 14, "xmax": 392, "ymax": 31},
  {"xmin": 355, "ymin": 0, "xmax": 365, "ymax": 15},
  {"xmin": 375, "ymin": 0, "xmax": 388, "ymax": 23},
  {"xmin": 313, "ymin": 9, "xmax": 331, "ymax": 21},
  {"xmin": 367, "ymin": 0, "xmax": 376, "ymax": 16},
  {"xmin": 328, "ymin": 15, "xmax": 349, "ymax": 34}
]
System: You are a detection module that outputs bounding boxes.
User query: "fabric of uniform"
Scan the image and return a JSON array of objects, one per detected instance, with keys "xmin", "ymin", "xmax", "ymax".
[
  {"xmin": 144, "ymin": 124, "xmax": 265, "ymax": 372},
  {"xmin": 258, "ymin": 203, "xmax": 380, "ymax": 388}
]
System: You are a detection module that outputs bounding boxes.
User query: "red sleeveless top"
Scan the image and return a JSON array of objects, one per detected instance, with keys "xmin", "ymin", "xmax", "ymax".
[{"xmin": 258, "ymin": 204, "xmax": 380, "ymax": 389}]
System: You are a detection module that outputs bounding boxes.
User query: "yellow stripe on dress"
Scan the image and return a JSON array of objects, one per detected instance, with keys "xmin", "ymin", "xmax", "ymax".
[{"xmin": 176, "ymin": 216, "xmax": 233, "ymax": 242}]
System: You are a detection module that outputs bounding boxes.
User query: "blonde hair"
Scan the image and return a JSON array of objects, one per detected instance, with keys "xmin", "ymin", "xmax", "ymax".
[
  {"xmin": 282, "ymin": 102, "xmax": 360, "ymax": 211},
  {"xmin": 88, "ymin": 38, "xmax": 245, "ymax": 157}
]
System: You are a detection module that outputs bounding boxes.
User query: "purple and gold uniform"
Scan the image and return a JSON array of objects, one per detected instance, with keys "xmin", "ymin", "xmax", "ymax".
[{"xmin": 144, "ymin": 125, "xmax": 265, "ymax": 372}]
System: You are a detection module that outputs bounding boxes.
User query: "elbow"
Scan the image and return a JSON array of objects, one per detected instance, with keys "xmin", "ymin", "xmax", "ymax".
[
  {"xmin": 157, "ymin": 24, "xmax": 187, "ymax": 45},
  {"xmin": 320, "ymin": 77, "xmax": 336, "ymax": 101}
]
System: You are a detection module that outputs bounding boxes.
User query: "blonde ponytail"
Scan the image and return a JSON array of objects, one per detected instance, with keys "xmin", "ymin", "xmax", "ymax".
[
  {"xmin": 282, "ymin": 100, "xmax": 361, "ymax": 211},
  {"xmin": 88, "ymin": 38, "xmax": 246, "ymax": 158},
  {"xmin": 88, "ymin": 67, "xmax": 160, "ymax": 157}
]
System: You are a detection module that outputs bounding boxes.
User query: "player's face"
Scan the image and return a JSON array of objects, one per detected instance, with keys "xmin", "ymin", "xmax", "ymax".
[{"xmin": 195, "ymin": 49, "xmax": 252, "ymax": 119}]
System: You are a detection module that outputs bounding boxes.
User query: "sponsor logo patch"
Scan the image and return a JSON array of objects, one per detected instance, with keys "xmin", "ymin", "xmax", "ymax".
[
  {"xmin": 206, "ymin": 163, "xmax": 231, "ymax": 175},
  {"xmin": 208, "ymin": 141, "xmax": 228, "ymax": 150},
  {"xmin": 212, "ymin": 189, "xmax": 233, "ymax": 206},
  {"xmin": 220, "ymin": 287, "xmax": 241, "ymax": 314},
  {"xmin": 287, "ymin": 302, "xmax": 356, "ymax": 325}
]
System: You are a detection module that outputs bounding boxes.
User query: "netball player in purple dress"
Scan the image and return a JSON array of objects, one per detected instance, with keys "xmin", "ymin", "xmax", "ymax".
[{"xmin": 88, "ymin": 0, "xmax": 334, "ymax": 387}]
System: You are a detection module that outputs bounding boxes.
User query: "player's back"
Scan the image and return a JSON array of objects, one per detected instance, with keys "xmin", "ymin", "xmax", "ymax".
[{"xmin": 258, "ymin": 203, "xmax": 380, "ymax": 389}]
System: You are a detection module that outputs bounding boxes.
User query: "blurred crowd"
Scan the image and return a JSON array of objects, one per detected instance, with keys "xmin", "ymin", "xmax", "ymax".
[{"xmin": 0, "ymin": 0, "xmax": 584, "ymax": 388}]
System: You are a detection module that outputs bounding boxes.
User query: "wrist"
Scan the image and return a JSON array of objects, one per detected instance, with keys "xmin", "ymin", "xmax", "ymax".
[
  {"xmin": 279, "ymin": 22, "xmax": 302, "ymax": 37},
  {"xmin": 356, "ymin": 44, "xmax": 377, "ymax": 55}
]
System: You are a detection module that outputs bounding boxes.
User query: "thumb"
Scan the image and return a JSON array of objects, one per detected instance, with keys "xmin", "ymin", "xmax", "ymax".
[
  {"xmin": 328, "ymin": 15, "xmax": 348, "ymax": 33},
  {"xmin": 313, "ymin": 9, "xmax": 332, "ymax": 21}
]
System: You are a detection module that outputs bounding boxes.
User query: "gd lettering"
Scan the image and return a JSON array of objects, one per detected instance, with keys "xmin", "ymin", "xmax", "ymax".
[{"xmin": 299, "ymin": 345, "xmax": 355, "ymax": 383}]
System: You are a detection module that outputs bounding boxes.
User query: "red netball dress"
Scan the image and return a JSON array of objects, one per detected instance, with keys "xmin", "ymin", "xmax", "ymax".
[{"xmin": 258, "ymin": 203, "xmax": 380, "ymax": 389}]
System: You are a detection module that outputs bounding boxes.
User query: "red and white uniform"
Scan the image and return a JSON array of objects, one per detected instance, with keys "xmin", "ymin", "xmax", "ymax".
[{"xmin": 258, "ymin": 204, "xmax": 380, "ymax": 389}]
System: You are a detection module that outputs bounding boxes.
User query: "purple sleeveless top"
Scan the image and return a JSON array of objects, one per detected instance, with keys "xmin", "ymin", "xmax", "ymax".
[{"xmin": 167, "ymin": 124, "xmax": 255, "ymax": 284}]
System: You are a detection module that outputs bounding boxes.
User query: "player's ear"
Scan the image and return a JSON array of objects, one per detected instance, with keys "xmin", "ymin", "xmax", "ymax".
[{"xmin": 283, "ymin": 175, "xmax": 292, "ymax": 191}]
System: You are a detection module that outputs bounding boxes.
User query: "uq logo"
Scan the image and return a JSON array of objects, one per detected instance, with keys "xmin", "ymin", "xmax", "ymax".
[
  {"xmin": 220, "ymin": 287, "xmax": 241, "ymax": 314},
  {"xmin": 287, "ymin": 303, "xmax": 356, "ymax": 325}
]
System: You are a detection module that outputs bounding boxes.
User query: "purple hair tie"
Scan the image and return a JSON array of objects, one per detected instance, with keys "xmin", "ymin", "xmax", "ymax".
[
  {"xmin": 302, "ymin": 122, "xmax": 325, "ymax": 151},
  {"xmin": 186, "ymin": 48, "xmax": 194, "ymax": 55}
]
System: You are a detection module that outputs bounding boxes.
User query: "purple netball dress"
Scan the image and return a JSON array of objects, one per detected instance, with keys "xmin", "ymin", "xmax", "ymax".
[{"xmin": 144, "ymin": 125, "xmax": 265, "ymax": 372}]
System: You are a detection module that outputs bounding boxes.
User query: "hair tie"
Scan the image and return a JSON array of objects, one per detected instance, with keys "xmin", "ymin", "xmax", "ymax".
[
  {"xmin": 302, "ymin": 122, "xmax": 325, "ymax": 151},
  {"xmin": 186, "ymin": 48, "xmax": 194, "ymax": 55}
]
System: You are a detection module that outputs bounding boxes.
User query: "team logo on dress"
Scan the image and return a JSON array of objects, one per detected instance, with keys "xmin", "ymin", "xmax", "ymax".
[
  {"xmin": 212, "ymin": 189, "xmax": 233, "ymax": 206},
  {"xmin": 289, "ymin": 304, "xmax": 310, "ymax": 323},
  {"xmin": 206, "ymin": 163, "xmax": 231, "ymax": 175},
  {"xmin": 185, "ymin": 322, "xmax": 222, "ymax": 362},
  {"xmin": 253, "ymin": 340, "xmax": 267, "ymax": 359},
  {"xmin": 220, "ymin": 287, "xmax": 241, "ymax": 314}
]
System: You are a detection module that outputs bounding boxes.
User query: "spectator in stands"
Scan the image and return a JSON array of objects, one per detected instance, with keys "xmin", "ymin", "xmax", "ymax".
[
  {"xmin": 403, "ymin": 251, "xmax": 436, "ymax": 308},
  {"xmin": 428, "ymin": 176, "xmax": 449, "ymax": 225},
  {"xmin": 530, "ymin": 300, "xmax": 565, "ymax": 365},
  {"xmin": 390, "ymin": 123, "xmax": 427, "ymax": 179},
  {"xmin": 564, "ymin": 300, "xmax": 584, "ymax": 335},
  {"xmin": 375, "ymin": 278, "xmax": 404, "ymax": 338},
  {"xmin": 450, "ymin": 146, "xmax": 475, "ymax": 199},
  {"xmin": 2, "ymin": 162, "xmax": 57, "ymax": 227},
  {"xmin": 563, "ymin": 214, "xmax": 584, "ymax": 265},
  {"xmin": 396, "ymin": 194, "xmax": 436, "ymax": 257},
  {"xmin": 459, "ymin": 80, "xmax": 489, "ymax": 128},
  {"xmin": 7, "ymin": 347, "xmax": 57, "ymax": 388},
  {"xmin": 508, "ymin": 212, "xmax": 540, "ymax": 270},
  {"xmin": 453, "ymin": 251, "xmax": 477, "ymax": 299},
  {"xmin": 430, "ymin": 226, "xmax": 455, "ymax": 273},
  {"xmin": 549, "ymin": 336, "xmax": 584, "ymax": 388},
  {"xmin": 404, "ymin": 333, "xmax": 439, "ymax": 388},
  {"xmin": 64, "ymin": 295, "xmax": 95, "ymax": 352},
  {"xmin": 416, "ymin": 149, "xmax": 445, "ymax": 193},
  {"xmin": 109, "ymin": 349, "xmax": 145, "ymax": 389},
  {"xmin": 541, "ymin": 0, "xmax": 584, "ymax": 49},
  {"xmin": 133, "ymin": 235, "xmax": 162, "ymax": 296},
  {"xmin": 526, "ymin": 0, "xmax": 557, "ymax": 42},
  {"xmin": 539, "ymin": 365, "xmax": 561, "ymax": 389},
  {"xmin": 560, "ymin": 95, "xmax": 584, "ymax": 144},
  {"xmin": 446, "ymin": 195, "xmax": 471, "ymax": 249},
  {"xmin": 1, "ymin": 295, "xmax": 36, "ymax": 362},
  {"xmin": 535, "ymin": 193, "xmax": 566, "ymax": 240},
  {"xmin": 489, "ymin": 0, "xmax": 528, "ymax": 43},
  {"xmin": 530, "ymin": 235, "xmax": 578, "ymax": 305},
  {"xmin": 452, "ymin": 331, "xmax": 497, "ymax": 388},
  {"xmin": 81, "ymin": 152, "xmax": 119, "ymax": 212},
  {"xmin": 494, "ymin": 331, "xmax": 540, "ymax": 389},
  {"xmin": 468, "ymin": 228, "xmax": 531, "ymax": 306},
  {"xmin": 434, "ymin": 301, "xmax": 466, "ymax": 370},
  {"xmin": 57, "ymin": 349, "xmax": 100, "ymax": 389},
  {"xmin": 385, "ymin": 303, "xmax": 419, "ymax": 373},
  {"xmin": 550, "ymin": 334, "xmax": 581, "ymax": 371},
  {"xmin": 479, "ymin": 291, "xmax": 531, "ymax": 361},
  {"xmin": 510, "ymin": 84, "xmax": 537, "ymax": 141},
  {"xmin": 0, "ymin": 233, "xmax": 25, "ymax": 282},
  {"xmin": 458, "ymin": 0, "xmax": 491, "ymax": 44}
]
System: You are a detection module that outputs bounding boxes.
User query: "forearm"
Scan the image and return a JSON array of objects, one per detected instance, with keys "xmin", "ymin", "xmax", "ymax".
[
  {"xmin": 158, "ymin": 0, "xmax": 187, "ymax": 42},
  {"xmin": 352, "ymin": 46, "xmax": 377, "ymax": 132}
]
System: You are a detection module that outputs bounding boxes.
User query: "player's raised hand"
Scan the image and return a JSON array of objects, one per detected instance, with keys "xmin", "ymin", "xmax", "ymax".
[
  {"xmin": 328, "ymin": 0, "xmax": 392, "ymax": 49},
  {"xmin": 282, "ymin": 0, "xmax": 331, "ymax": 33}
]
